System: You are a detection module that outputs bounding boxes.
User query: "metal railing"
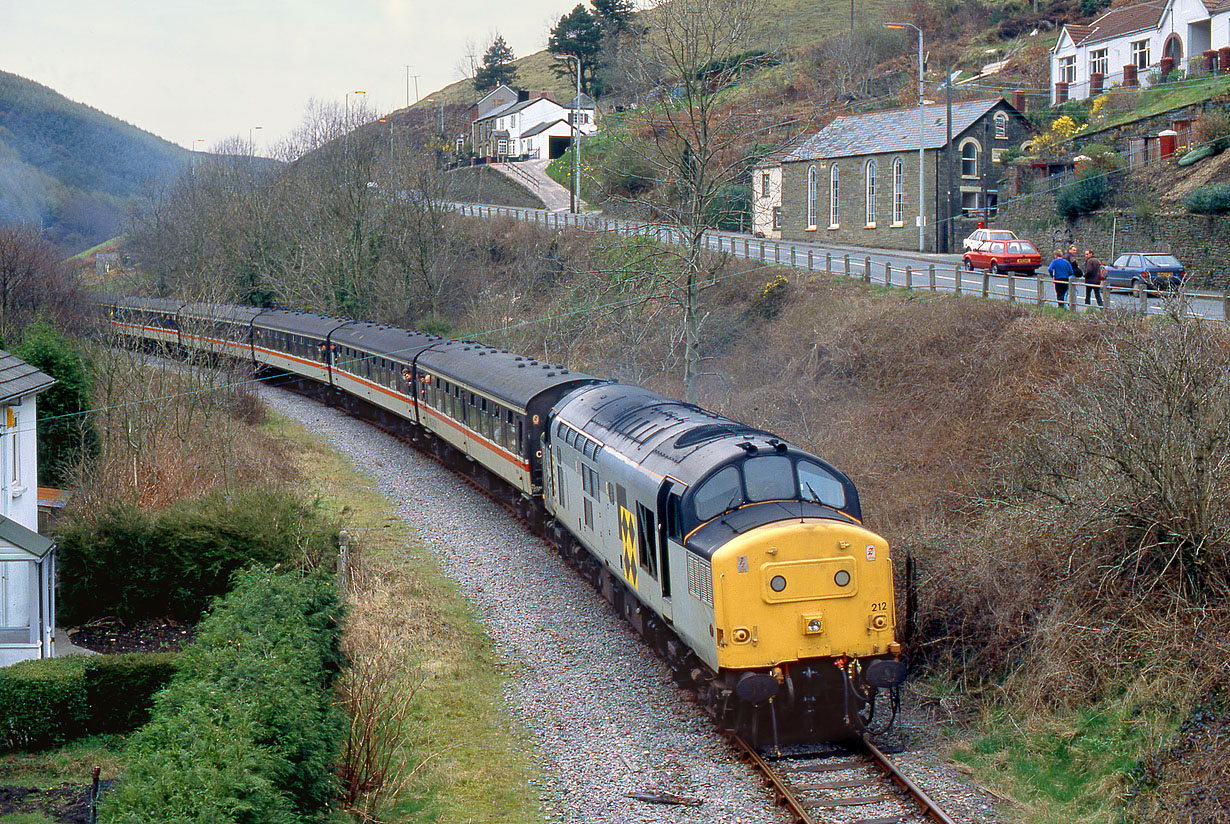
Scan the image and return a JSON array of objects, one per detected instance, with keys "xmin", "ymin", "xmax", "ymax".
[{"xmin": 450, "ymin": 202, "xmax": 1230, "ymax": 322}]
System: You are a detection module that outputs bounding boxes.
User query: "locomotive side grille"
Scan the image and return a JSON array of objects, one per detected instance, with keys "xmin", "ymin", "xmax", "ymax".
[{"xmin": 687, "ymin": 554, "xmax": 713, "ymax": 606}]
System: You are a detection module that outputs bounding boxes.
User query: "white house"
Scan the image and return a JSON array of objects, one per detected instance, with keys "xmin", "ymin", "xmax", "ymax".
[
  {"xmin": 751, "ymin": 160, "xmax": 783, "ymax": 238},
  {"xmin": 1052, "ymin": 0, "xmax": 1230, "ymax": 103},
  {"xmin": 472, "ymin": 91, "xmax": 597, "ymax": 161},
  {"xmin": 0, "ymin": 351, "xmax": 57, "ymax": 668}
]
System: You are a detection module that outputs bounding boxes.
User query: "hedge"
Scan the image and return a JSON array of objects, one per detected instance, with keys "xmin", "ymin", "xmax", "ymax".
[
  {"xmin": 0, "ymin": 653, "xmax": 178, "ymax": 751},
  {"xmin": 57, "ymin": 485, "xmax": 339, "ymax": 624},
  {"xmin": 99, "ymin": 567, "xmax": 346, "ymax": 824},
  {"xmin": 0, "ymin": 656, "xmax": 87, "ymax": 750}
]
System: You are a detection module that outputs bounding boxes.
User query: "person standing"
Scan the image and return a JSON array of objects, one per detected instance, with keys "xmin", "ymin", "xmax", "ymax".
[
  {"xmin": 1049, "ymin": 249, "xmax": 1074, "ymax": 308},
  {"xmin": 1083, "ymin": 249, "xmax": 1104, "ymax": 307},
  {"xmin": 1066, "ymin": 244, "xmax": 1080, "ymax": 270}
]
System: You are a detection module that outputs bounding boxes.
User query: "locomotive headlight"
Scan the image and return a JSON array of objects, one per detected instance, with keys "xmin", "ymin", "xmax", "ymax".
[
  {"xmin": 769, "ymin": 575, "xmax": 787, "ymax": 592},
  {"xmin": 834, "ymin": 570, "xmax": 851, "ymax": 587},
  {"xmin": 806, "ymin": 618, "xmax": 822, "ymax": 633},
  {"xmin": 801, "ymin": 614, "xmax": 823, "ymax": 635}
]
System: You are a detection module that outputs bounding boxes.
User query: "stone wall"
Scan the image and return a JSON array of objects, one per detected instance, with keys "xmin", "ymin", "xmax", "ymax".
[
  {"xmin": 993, "ymin": 203, "xmax": 1230, "ymax": 290},
  {"xmin": 448, "ymin": 166, "xmax": 546, "ymax": 209}
]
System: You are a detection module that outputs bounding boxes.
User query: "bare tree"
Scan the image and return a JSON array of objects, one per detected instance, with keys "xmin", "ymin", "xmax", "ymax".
[
  {"xmin": 0, "ymin": 225, "xmax": 85, "ymax": 340},
  {"xmin": 622, "ymin": 0, "xmax": 775, "ymax": 402}
]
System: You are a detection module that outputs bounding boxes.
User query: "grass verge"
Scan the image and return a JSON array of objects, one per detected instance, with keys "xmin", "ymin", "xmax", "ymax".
[
  {"xmin": 264, "ymin": 413, "xmax": 547, "ymax": 824},
  {"xmin": 952, "ymin": 698, "xmax": 1182, "ymax": 824}
]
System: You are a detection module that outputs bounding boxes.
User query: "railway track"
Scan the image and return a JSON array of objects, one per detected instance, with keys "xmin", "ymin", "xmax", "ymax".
[{"xmin": 733, "ymin": 734, "xmax": 958, "ymax": 824}]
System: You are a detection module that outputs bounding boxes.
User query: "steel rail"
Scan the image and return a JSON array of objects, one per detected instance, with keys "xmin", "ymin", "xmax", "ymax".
[
  {"xmin": 861, "ymin": 736, "xmax": 959, "ymax": 824},
  {"xmin": 730, "ymin": 735, "xmax": 818, "ymax": 824}
]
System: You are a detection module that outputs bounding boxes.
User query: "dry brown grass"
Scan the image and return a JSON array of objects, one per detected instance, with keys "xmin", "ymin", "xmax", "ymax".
[
  {"xmin": 452, "ymin": 233, "xmax": 1230, "ymax": 723},
  {"xmin": 74, "ymin": 338, "xmax": 296, "ymax": 514}
]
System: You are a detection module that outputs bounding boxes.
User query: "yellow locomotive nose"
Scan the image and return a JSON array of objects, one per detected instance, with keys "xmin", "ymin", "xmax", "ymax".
[{"xmin": 709, "ymin": 519, "xmax": 897, "ymax": 670}]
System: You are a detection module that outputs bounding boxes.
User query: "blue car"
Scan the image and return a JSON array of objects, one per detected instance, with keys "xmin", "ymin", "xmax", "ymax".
[{"xmin": 1103, "ymin": 253, "xmax": 1186, "ymax": 292}]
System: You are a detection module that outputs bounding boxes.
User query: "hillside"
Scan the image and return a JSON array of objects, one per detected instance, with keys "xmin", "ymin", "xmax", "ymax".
[
  {"xmin": 408, "ymin": 0, "xmax": 898, "ymax": 108},
  {"xmin": 0, "ymin": 70, "xmax": 192, "ymax": 252}
]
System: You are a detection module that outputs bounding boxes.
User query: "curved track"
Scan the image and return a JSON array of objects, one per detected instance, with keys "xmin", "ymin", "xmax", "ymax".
[{"xmin": 733, "ymin": 735, "xmax": 958, "ymax": 824}]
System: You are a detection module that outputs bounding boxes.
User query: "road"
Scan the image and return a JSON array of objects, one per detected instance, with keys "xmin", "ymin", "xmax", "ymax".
[{"xmin": 453, "ymin": 202, "xmax": 1230, "ymax": 322}]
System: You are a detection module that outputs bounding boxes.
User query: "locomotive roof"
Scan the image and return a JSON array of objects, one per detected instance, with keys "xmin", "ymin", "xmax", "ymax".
[
  {"xmin": 416, "ymin": 341, "xmax": 602, "ymax": 410},
  {"xmin": 555, "ymin": 384, "xmax": 805, "ymax": 485}
]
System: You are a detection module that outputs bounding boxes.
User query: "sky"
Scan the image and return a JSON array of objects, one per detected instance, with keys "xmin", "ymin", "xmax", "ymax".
[{"xmin": 2, "ymin": 0, "xmax": 579, "ymax": 154}]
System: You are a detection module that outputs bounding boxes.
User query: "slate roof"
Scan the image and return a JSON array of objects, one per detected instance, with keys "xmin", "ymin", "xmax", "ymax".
[
  {"xmin": 1064, "ymin": 1, "xmax": 1166, "ymax": 47},
  {"xmin": 784, "ymin": 98, "xmax": 1007, "ymax": 162},
  {"xmin": 476, "ymin": 96, "xmax": 566, "ymax": 123},
  {"xmin": 522, "ymin": 119, "xmax": 569, "ymax": 138},
  {"xmin": 0, "ymin": 350, "xmax": 55, "ymax": 405},
  {"xmin": 565, "ymin": 93, "xmax": 597, "ymax": 110}
]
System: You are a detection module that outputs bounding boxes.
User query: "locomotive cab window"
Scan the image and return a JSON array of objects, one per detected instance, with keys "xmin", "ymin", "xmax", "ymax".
[
  {"xmin": 636, "ymin": 503, "xmax": 658, "ymax": 579},
  {"xmin": 797, "ymin": 460, "xmax": 846, "ymax": 509},
  {"xmin": 745, "ymin": 455, "xmax": 795, "ymax": 502},
  {"xmin": 693, "ymin": 465, "xmax": 742, "ymax": 521}
]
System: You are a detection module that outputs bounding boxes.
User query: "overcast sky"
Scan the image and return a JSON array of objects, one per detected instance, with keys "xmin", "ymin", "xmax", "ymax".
[{"xmin": 2, "ymin": 0, "xmax": 577, "ymax": 154}]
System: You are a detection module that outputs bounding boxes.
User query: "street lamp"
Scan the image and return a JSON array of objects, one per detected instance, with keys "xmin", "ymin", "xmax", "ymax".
[
  {"xmin": 426, "ymin": 96, "xmax": 443, "ymax": 137},
  {"xmin": 884, "ymin": 22, "xmax": 925, "ymax": 253},
  {"xmin": 555, "ymin": 53, "xmax": 581, "ymax": 213},
  {"xmin": 379, "ymin": 117, "xmax": 394, "ymax": 157},
  {"xmin": 249, "ymin": 125, "xmax": 262, "ymax": 155}
]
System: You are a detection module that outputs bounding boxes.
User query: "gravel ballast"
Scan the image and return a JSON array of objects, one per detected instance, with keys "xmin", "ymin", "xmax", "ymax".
[{"xmin": 260, "ymin": 387, "xmax": 1002, "ymax": 824}]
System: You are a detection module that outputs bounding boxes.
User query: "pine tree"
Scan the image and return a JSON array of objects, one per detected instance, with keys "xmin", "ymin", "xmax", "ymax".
[
  {"xmin": 547, "ymin": 5, "xmax": 604, "ymax": 96},
  {"xmin": 592, "ymin": 0, "xmax": 634, "ymax": 36},
  {"xmin": 473, "ymin": 35, "xmax": 519, "ymax": 93}
]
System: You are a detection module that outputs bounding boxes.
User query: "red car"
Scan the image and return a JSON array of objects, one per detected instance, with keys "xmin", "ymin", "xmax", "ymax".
[{"xmin": 962, "ymin": 239, "xmax": 1041, "ymax": 275}]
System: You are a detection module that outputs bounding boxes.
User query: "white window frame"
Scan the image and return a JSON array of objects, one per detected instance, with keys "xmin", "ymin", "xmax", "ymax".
[
  {"xmin": 994, "ymin": 112, "xmax": 1008, "ymax": 140},
  {"xmin": 892, "ymin": 158, "xmax": 903, "ymax": 225},
  {"xmin": 1132, "ymin": 39, "xmax": 1150, "ymax": 69},
  {"xmin": 1059, "ymin": 55, "xmax": 1076, "ymax": 84},
  {"xmin": 806, "ymin": 165, "xmax": 817, "ymax": 229},
  {"xmin": 864, "ymin": 159, "xmax": 877, "ymax": 226},
  {"xmin": 960, "ymin": 139, "xmax": 980, "ymax": 179},
  {"xmin": 1090, "ymin": 48, "xmax": 1108, "ymax": 77},
  {"xmin": 829, "ymin": 164, "xmax": 840, "ymax": 228},
  {"xmin": 761, "ymin": 172, "xmax": 771, "ymax": 198},
  {"xmin": 9, "ymin": 411, "xmax": 17, "ymax": 488}
]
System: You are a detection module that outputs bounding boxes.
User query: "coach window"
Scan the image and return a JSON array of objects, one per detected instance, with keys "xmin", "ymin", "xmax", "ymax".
[
  {"xmin": 693, "ymin": 465, "xmax": 742, "ymax": 521},
  {"xmin": 507, "ymin": 410, "xmax": 516, "ymax": 450},
  {"xmin": 492, "ymin": 406, "xmax": 504, "ymax": 445},
  {"xmin": 797, "ymin": 459, "xmax": 846, "ymax": 509},
  {"xmin": 745, "ymin": 455, "xmax": 795, "ymax": 502}
]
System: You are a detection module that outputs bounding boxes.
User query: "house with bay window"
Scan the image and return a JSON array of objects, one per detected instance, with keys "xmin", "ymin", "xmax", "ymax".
[
  {"xmin": 1052, "ymin": 0, "xmax": 1230, "ymax": 103},
  {"xmin": 778, "ymin": 98, "xmax": 1031, "ymax": 253},
  {"xmin": 0, "ymin": 351, "xmax": 57, "ymax": 668}
]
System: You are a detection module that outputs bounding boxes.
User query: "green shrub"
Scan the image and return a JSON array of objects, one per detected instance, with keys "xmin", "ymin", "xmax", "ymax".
[
  {"xmin": 0, "ymin": 656, "xmax": 88, "ymax": 750},
  {"xmin": 703, "ymin": 183, "xmax": 752, "ymax": 231},
  {"xmin": 99, "ymin": 567, "xmax": 345, "ymax": 824},
  {"xmin": 57, "ymin": 486, "xmax": 338, "ymax": 624},
  {"xmin": 84, "ymin": 653, "xmax": 178, "ymax": 734},
  {"xmin": 1057, "ymin": 172, "xmax": 1107, "ymax": 219},
  {"xmin": 0, "ymin": 653, "xmax": 180, "ymax": 751},
  {"xmin": 12, "ymin": 320, "xmax": 99, "ymax": 488},
  {"xmin": 1183, "ymin": 182, "xmax": 1230, "ymax": 214}
]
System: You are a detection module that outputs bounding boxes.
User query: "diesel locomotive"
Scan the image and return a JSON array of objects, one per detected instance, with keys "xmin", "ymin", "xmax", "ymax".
[{"xmin": 102, "ymin": 295, "xmax": 907, "ymax": 745}]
